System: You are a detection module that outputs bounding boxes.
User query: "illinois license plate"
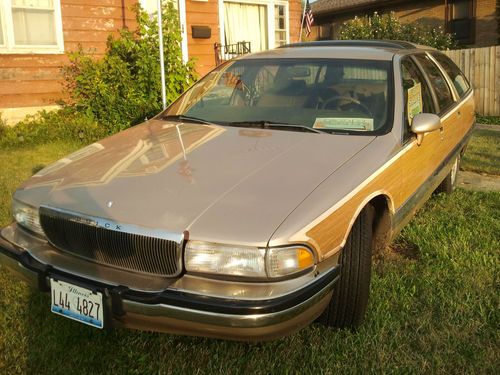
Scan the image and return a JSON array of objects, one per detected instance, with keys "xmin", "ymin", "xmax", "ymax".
[{"xmin": 50, "ymin": 279, "xmax": 104, "ymax": 329}]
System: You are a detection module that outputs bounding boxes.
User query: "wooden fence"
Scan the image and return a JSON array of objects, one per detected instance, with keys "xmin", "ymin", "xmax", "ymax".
[{"xmin": 444, "ymin": 46, "xmax": 500, "ymax": 116}]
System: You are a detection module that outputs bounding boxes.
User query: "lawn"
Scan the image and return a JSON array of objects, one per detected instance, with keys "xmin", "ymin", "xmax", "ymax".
[
  {"xmin": 461, "ymin": 129, "xmax": 500, "ymax": 175},
  {"xmin": 476, "ymin": 115, "xmax": 500, "ymax": 125},
  {"xmin": 0, "ymin": 137, "xmax": 499, "ymax": 374}
]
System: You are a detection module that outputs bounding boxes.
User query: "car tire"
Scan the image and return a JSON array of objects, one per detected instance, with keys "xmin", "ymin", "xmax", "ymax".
[
  {"xmin": 317, "ymin": 206, "xmax": 373, "ymax": 329},
  {"xmin": 435, "ymin": 155, "xmax": 460, "ymax": 194}
]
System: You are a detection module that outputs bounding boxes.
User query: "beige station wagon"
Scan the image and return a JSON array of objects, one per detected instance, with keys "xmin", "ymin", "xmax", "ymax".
[{"xmin": 0, "ymin": 41, "xmax": 474, "ymax": 341}]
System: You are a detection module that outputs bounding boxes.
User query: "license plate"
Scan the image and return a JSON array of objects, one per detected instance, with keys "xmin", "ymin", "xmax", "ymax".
[{"xmin": 50, "ymin": 279, "xmax": 104, "ymax": 329}]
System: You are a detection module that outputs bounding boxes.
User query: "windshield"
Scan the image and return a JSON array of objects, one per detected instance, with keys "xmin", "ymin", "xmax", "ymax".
[{"xmin": 162, "ymin": 58, "xmax": 393, "ymax": 134}]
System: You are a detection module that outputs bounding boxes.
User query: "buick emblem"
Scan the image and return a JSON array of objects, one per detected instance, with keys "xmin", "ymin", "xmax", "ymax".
[{"xmin": 107, "ymin": 201, "xmax": 113, "ymax": 208}]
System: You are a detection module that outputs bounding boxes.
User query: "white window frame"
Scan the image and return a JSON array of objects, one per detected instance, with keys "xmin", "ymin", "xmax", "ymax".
[
  {"xmin": 219, "ymin": 0, "xmax": 290, "ymax": 50},
  {"xmin": 274, "ymin": 1, "xmax": 289, "ymax": 47},
  {"xmin": 0, "ymin": 0, "xmax": 64, "ymax": 54}
]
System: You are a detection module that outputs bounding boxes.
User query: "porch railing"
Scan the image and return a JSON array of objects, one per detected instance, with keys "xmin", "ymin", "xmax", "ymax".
[{"xmin": 214, "ymin": 41, "xmax": 251, "ymax": 66}]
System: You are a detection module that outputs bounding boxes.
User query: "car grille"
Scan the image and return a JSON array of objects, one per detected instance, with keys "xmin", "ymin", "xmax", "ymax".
[{"xmin": 39, "ymin": 206, "xmax": 182, "ymax": 277}]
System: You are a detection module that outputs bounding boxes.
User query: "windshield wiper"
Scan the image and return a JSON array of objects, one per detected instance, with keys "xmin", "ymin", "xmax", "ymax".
[
  {"xmin": 222, "ymin": 121, "xmax": 323, "ymax": 134},
  {"xmin": 163, "ymin": 115, "xmax": 219, "ymax": 126}
]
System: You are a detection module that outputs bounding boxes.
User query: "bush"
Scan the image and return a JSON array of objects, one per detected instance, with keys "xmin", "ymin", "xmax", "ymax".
[
  {"xmin": 62, "ymin": 2, "xmax": 197, "ymax": 133},
  {"xmin": 0, "ymin": 108, "xmax": 105, "ymax": 149},
  {"xmin": 338, "ymin": 12, "xmax": 456, "ymax": 50}
]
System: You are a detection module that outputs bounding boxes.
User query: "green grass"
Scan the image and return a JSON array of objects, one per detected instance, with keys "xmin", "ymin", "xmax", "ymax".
[
  {"xmin": 476, "ymin": 115, "xmax": 500, "ymax": 126},
  {"xmin": 0, "ymin": 141, "xmax": 81, "ymax": 225},
  {"xmin": 0, "ymin": 142, "xmax": 499, "ymax": 374},
  {"xmin": 461, "ymin": 129, "xmax": 500, "ymax": 175}
]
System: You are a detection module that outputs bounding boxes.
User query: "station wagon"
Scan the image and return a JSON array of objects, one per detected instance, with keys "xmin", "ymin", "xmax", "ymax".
[{"xmin": 0, "ymin": 40, "xmax": 474, "ymax": 341}]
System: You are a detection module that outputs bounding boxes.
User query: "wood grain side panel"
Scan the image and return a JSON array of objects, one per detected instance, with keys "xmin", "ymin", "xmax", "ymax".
[
  {"xmin": 299, "ymin": 93, "xmax": 475, "ymax": 259},
  {"xmin": 304, "ymin": 151, "xmax": 403, "ymax": 259}
]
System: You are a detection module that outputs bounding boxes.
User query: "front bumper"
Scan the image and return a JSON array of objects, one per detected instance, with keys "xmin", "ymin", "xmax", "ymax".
[{"xmin": 0, "ymin": 228, "xmax": 339, "ymax": 341}]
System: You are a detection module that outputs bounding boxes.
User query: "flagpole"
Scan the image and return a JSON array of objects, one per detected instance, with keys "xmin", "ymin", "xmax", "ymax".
[
  {"xmin": 299, "ymin": 0, "xmax": 307, "ymax": 42},
  {"xmin": 157, "ymin": 0, "xmax": 167, "ymax": 110}
]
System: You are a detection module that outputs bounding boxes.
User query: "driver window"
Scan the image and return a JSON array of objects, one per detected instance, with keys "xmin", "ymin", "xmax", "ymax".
[{"xmin": 401, "ymin": 57, "xmax": 435, "ymax": 142}]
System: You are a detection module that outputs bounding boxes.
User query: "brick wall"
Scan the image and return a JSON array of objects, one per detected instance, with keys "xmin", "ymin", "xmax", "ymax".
[
  {"xmin": 289, "ymin": 0, "xmax": 303, "ymax": 43},
  {"xmin": 475, "ymin": 0, "xmax": 498, "ymax": 47},
  {"xmin": 313, "ymin": 0, "xmax": 499, "ymax": 47},
  {"xmin": 393, "ymin": 0, "xmax": 445, "ymax": 28}
]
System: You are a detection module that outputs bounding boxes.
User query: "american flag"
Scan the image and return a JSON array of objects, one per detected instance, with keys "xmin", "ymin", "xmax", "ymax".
[{"xmin": 304, "ymin": 0, "xmax": 314, "ymax": 37}]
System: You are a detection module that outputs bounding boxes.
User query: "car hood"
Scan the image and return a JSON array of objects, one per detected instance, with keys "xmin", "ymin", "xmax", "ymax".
[{"xmin": 15, "ymin": 120, "xmax": 375, "ymax": 247}]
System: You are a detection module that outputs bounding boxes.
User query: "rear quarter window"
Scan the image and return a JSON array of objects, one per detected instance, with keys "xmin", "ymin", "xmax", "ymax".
[
  {"xmin": 431, "ymin": 53, "xmax": 471, "ymax": 98},
  {"xmin": 414, "ymin": 54, "xmax": 455, "ymax": 114}
]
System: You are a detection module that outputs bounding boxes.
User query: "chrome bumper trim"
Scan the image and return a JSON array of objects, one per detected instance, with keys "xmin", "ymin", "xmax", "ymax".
[{"xmin": 122, "ymin": 273, "xmax": 338, "ymax": 328}]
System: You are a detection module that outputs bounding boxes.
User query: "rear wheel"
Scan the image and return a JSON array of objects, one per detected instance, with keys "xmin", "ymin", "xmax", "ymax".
[
  {"xmin": 435, "ymin": 155, "xmax": 460, "ymax": 194},
  {"xmin": 317, "ymin": 206, "xmax": 373, "ymax": 328}
]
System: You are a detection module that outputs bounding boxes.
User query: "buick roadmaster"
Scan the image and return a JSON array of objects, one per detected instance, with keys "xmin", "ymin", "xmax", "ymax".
[{"xmin": 0, "ymin": 41, "xmax": 475, "ymax": 341}]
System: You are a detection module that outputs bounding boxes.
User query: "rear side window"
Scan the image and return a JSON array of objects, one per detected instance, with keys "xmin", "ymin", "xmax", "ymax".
[
  {"xmin": 431, "ymin": 53, "xmax": 470, "ymax": 97},
  {"xmin": 401, "ymin": 57, "xmax": 435, "ymax": 141},
  {"xmin": 414, "ymin": 54, "xmax": 455, "ymax": 113}
]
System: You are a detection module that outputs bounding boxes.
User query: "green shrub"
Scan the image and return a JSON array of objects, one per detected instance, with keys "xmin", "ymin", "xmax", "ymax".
[
  {"xmin": 0, "ymin": 108, "xmax": 105, "ymax": 149},
  {"xmin": 338, "ymin": 12, "xmax": 456, "ymax": 50},
  {"xmin": 0, "ymin": 114, "xmax": 7, "ymax": 139},
  {"xmin": 62, "ymin": 3, "xmax": 197, "ymax": 133}
]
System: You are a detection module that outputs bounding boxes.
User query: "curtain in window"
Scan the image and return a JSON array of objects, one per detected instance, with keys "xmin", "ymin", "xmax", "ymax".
[
  {"xmin": 12, "ymin": 0, "xmax": 56, "ymax": 45},
  {"xmin": 224, "ymin": 2, "xmax": 268, "ymax": 52},
  {"xmin": 0, "ymin": 15, "xmax": 4, "ymax": 44}
]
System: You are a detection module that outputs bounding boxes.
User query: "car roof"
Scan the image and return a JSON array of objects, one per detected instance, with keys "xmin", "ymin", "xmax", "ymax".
[{"xmin": 240, "ymin": 40, "xmax": 436, "ymax": 61}]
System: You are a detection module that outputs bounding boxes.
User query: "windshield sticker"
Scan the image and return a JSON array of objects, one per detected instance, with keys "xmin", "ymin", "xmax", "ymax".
[
  {"xmin": 313, "ymin": 117, "xmax": 374, "ymax": 131},
  {"xmin": 407, "ymin": 83, "xmax": 422, "ymax": 124}
]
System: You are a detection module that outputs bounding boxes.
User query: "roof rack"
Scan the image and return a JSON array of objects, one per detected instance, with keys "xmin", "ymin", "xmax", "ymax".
[{"xmin": 279, "ymin": 40, "xmax": 423, "ymax": 50}]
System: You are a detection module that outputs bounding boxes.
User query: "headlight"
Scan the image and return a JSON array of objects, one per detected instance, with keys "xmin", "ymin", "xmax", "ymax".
[
  {"xmin": 12, "ymin": 199, "xmax": 44, "ymax": 236},
  {"xmin": 185, "ymin": 241, "xmax": 315, "ymax": 279}
]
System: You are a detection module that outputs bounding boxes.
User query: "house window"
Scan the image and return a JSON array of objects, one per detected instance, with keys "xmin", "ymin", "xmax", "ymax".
[
  {"xmin": 274, "ymin": 4, "xmax": 287, "ymax": 47},
  {"xmin": 447, "ymin": 0, "xmax": 474, "ymax": 45},
  {"xmin": 0, "ymin": 0, "xmax": 64, "ymax": 53},
  {"xmin": 140, "ymin": 0, "xmax": 159, "ymax": 15},
  {"xmin": 222, "ymin": 0, "xmax": 289, "ymax": 53},
  {"xmin": 0, "ymin": 15, "xmax": 4, "ymax": 45},
  {"xmin": 224, "ymin": 2, "xmax": 268, "ymax": 52}
]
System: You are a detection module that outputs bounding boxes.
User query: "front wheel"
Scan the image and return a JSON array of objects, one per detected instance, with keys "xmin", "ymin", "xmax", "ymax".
[
  {"xmin": 317, "ymin": 206, "xmax": 373, "ymax": 328},
  {"xmin": 435, "ymin": 155, "xmax": 460, "ymax": 194}
]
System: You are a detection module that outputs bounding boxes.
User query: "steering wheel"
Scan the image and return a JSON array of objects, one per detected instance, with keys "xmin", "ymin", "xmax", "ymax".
[{"xmin": 321, "ymin": 96, "xmax": 373, "ymax": 117}]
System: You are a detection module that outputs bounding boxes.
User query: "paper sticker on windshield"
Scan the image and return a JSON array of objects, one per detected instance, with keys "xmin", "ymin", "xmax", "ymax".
[
  {"xmin": 407, "ymin": 83, "xmax": 422, "ymax": 124},
  {"xmin": 313, "ymin": 117, "xmax": 374, "ymax": 131}
]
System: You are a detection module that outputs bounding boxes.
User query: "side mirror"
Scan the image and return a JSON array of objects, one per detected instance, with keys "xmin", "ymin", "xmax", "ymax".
[{"xmin": 411, "ymin": 113, "xmax": 442, "ymax": 146}]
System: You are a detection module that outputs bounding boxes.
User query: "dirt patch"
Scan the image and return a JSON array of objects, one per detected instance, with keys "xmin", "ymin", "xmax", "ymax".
[
  {"xmin": 476, "ymin": 124, "xmax": 500, "ymax": 131},
  {"xmin": 457, "ymin": 170, "xmax": 500, "ymax": 192},
  {"xmin": 386, "ymin": 239, "xmax": 420, "ymax": 260}
]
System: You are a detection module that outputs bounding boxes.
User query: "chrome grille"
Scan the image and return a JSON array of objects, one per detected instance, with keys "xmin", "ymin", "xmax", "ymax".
[{"xmin": 39, "ymin": 206, "xmax": 182, "ymax": 277}]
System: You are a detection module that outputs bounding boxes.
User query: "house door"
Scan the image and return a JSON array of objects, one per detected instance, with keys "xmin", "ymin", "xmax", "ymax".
[{"xmin": 224, "ymin": 2, "xmax": 268, "ymax": 53}]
